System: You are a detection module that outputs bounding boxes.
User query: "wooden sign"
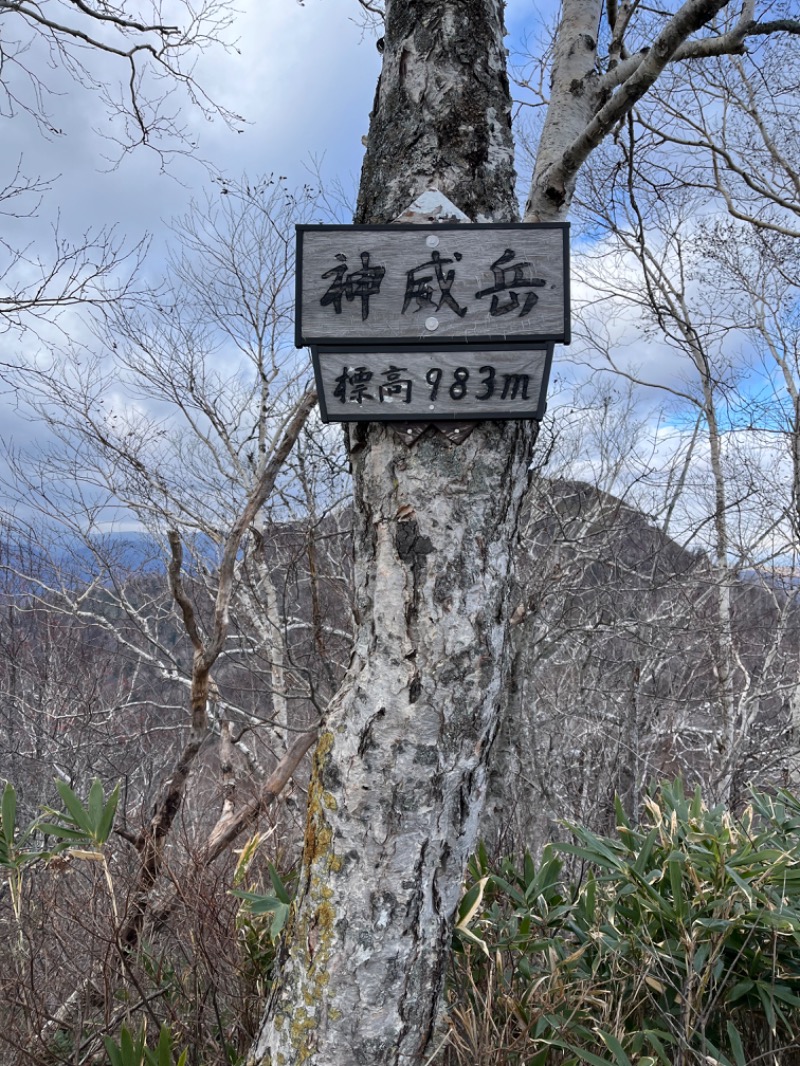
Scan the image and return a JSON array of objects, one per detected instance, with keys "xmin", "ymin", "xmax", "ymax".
[
  {"xmin": 296, "ymin": 224, "xmax": 569, "ymax": 347},
  {"xmin": 311, "ymin": 344, "xmax": 554, "ymax": 423}
]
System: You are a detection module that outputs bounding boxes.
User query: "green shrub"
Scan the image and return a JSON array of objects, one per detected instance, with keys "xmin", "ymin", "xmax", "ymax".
[
  {"xmin": 103, "ymin": 1022, "xmax": 187, "ymax": 1066},
  {"xmin": 231, "ymin": 833, "xmax": 296, "ymax": 998},
  {"xmin": 448, "ymin": 780, "xmax": 800, "ymax": 1066}
]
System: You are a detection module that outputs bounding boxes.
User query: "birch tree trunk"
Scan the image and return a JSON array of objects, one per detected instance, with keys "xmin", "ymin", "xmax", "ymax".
[
  {"xmin": 251, "ymin": 0, "xmax": 786, "ymax": 1061},
  {"xmin": 250, "ymin": 3, "xmax": 533, "ymax": 1064}
]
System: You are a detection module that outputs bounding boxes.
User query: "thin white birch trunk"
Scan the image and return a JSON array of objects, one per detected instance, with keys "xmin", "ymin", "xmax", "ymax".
[{"xmin": 262, "ymin": 563, "xmax": 290, "ymax": 740}]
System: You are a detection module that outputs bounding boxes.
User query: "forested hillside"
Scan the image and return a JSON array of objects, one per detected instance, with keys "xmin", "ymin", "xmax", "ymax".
[
  {"xmin": 5, "ymin": 469, "xmax": 796, "ymax": 842},
  {"xmin": 3, "ymin": 471, "xmax": 799, "ymax": 1060}
]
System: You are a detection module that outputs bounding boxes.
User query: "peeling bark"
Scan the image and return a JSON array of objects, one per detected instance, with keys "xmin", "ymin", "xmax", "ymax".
[
  {"xmin": 252, "ymin": 3, "xmax": 534, "ymax": 1064},
  {"xmin": 254, "ymin": 423, "xmax": 534, "ymax": 1066},
  {"xmin": 356, "ymin": 0, "xmax": 517, "ymax": 224}
]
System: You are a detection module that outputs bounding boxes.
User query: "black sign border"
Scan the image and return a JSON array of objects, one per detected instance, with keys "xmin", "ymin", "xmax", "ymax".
[
  {"xmin": 296, "ymin": 223, "xmax": 570, "ymax": 348},
  {"xmin": 311, "ymin": 342, "xmax": 555, "ymax": 424}
]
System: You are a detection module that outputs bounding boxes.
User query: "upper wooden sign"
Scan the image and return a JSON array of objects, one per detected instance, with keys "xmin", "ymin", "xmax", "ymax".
[{"xmin": 296, "ymin": 223, "xmax": 570, "ymax": 347}]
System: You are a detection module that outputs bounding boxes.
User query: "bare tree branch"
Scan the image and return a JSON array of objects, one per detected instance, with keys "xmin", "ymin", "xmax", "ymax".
[{"xmin": 527, "ymin": 0, "xmax": 732, "ymax": 219}]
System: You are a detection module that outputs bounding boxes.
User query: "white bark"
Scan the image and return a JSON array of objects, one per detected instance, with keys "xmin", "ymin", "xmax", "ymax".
[
  {"xmin": 252, "ymin": 3, "xmax": 531, "ymax": 1064},
  {"xmin": 526, "ymin": 0, "xmax": 745, "ymax": 222},
  {"xmin": 253, "ymin": 421, "xmax": 533, "ymax": 1065},
  {"xmin": 525, "ymin": 0, "xmax": 604, "ymax": 222},
  {"xmin": 253, "ymin": 0, "xmax": 800, "ymax": 1061},
  {"xmin": 262, "ymin": 563, "xmax": 290, "ymax": 740}
]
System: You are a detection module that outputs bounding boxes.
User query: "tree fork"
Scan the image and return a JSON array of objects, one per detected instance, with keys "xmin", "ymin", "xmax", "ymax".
[{"xmin": 252, "ymin": 2, "xmax": 536, "ymax": 1064}]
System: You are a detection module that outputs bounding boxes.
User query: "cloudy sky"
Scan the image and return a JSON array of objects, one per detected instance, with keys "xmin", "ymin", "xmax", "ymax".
[
  {"xmin": 2, "ymin": 2, "xmax": 382, "ymax": 280},
  {"xmin": 0, "ymin": 0, "xmax": 388, "ymax": 458},
  {"xmin": 0, "ymin": 0, "xmax": 564, "ymax": 276},
  {"xmin": 0, "ymin": 1, "xmax": 565, "ymax": 443},
  {"xmin": 2, "ymin": 0, "xmax": 781, "ymax": 558}
]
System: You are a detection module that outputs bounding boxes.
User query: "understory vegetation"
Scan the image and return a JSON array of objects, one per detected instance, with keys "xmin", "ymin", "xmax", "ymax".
[
  {"xmin": 446, "ymin": 780, "xmax": 800, "ymax": 1066},
  {"xmin": 5, "ymin": 777, "xmax": 800, "ymax": 1064}
]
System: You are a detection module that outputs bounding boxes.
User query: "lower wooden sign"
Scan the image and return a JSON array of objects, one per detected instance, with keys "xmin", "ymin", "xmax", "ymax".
[{"xmin": 312, "ymin": 344, "xmax": 553, "ymax": 423}]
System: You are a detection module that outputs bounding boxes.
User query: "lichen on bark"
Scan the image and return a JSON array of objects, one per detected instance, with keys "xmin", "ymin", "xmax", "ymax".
[
  {"xmin": 252, "ymin": 3, "xmax": 536, "ymax": 1064},
  {"xmin": 254, "ymin": 730, "xmax": 343, "ymax": 1064}
]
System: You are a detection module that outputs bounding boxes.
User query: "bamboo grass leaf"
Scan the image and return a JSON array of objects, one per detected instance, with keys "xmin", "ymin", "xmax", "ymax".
[
  {"xmin": 544, "ymin": 1037, "xmax": 617, "ymax": 1066},
  {"xmin": 103, "ymin": 1036, "xmax": 123, "ymax": 1066},
  {"xmin": 598, "ymin": 1031, "xmax": 633, "ymax": 1066},
  {"xmin": 88, "ymin": 778, "xmax": 104, "ymax": 835},
  {"xmin": 1, "ymin": 783, "xmax": 16, "ymax": 849},
  {"xmin": 268, "ymin": 862, "xmax": 292, "ymax": 906},
  {"xmin": 726, "ymin": 1022, "xmax": 746, "ymax": 1066},
  {"xmin": 37, "ymin": 822, "xmax": 93, "ymax": 842},
  {"xmin": 54, "ymin": 780, "xmax": 93, "ymax": 836},
  {"xmin": 97, "ymin": 783, "xmax": 120, "ymax": 844}
]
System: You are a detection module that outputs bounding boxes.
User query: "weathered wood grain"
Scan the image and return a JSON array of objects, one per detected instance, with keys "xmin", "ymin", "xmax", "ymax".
[
  {"xmin": 297, "ymin": 224, "xmax": 569, "ymax": 345},
  {"xmin": 313, "ymin": 345, "xmax": 553, "ymax": 422}
]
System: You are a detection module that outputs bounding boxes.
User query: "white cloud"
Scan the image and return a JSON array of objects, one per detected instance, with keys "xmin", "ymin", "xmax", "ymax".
[
  {"xmin": 0, "ymin": 0, "xmax": 382, "ymax": 457},
  {"xmin": 0, "ymin": 0, "xmax": 381, "ymax": 276}
]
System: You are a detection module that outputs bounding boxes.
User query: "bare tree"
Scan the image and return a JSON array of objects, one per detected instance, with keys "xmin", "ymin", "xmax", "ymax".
[
  {"xmin": 253, "ymin": 3, "xmax": 800, "ymax": 1064},
  {"xmin": 0, "ymin": 180, "xmax": 353, "ymax": 1047},
  {"xmin": 0, "ymin": 0, "xmax": 240, "ymax": 339},
  {"xmin": 1, "ymin": 0, "xmax": 239, "ymax": 148},
  {"xmin": 484, "ymin": 375, "xmax": 800, "ymax": 861},
  {"xmin": 553, "ymin": 22, "xmax": 800, "ymax": 803}
]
